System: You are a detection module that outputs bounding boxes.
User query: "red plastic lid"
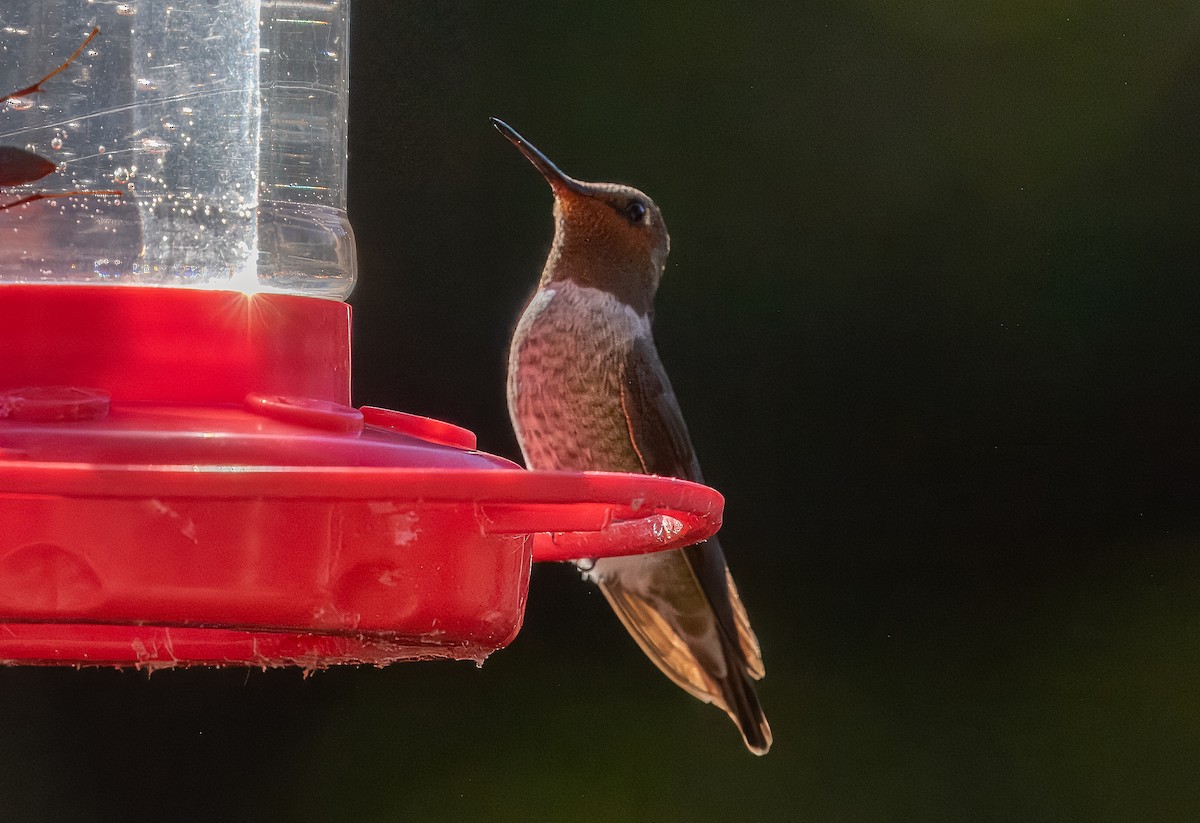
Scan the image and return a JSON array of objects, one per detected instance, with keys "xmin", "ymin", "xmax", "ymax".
[{"xmin": 0, "ymin": 285, "xmax": 351, "ymax": 406}]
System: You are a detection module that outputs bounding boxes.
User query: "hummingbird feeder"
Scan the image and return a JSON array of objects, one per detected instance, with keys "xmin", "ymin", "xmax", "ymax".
[{"xmin": 0, "ymin": 3, "xmax": 722, "ymax": 667}]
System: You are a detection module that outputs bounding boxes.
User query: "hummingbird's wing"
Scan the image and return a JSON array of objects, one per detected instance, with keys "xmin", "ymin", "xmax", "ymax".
[
  {"xmin": 618, "ymin": 335, "xmax": 765, "ymax": 676},
  {"xmin": 601, "ymin": 335, "xmax": 770, "ymax": 752}
]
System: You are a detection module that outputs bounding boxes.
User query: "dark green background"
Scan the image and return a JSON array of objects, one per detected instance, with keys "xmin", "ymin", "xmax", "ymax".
[{"xmin": 3, "ymin": 2, "xmax": 1200, "ymax": 819}]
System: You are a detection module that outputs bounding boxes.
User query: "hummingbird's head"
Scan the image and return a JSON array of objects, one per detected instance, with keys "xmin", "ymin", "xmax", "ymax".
[{"xmin": 492, "ymin": 118, "xmax": 670, "ymax": 317}]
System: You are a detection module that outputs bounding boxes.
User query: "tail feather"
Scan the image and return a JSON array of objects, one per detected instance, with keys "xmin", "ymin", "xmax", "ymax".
[
  {"xmin": 715, "ymin": 650, "xmax": 772, "ymax": 755},
  {"xmin": 598, "ymin": 573, "xmax": 772, "ymax": 755},
  {"xmin": 725, "ymin": 568, "xmax": 766, "ymax": 680}
]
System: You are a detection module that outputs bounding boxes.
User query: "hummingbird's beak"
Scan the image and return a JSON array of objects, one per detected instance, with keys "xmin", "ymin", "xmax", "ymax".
[{"xmin": 491, "ymin": 117, "xmax": 586, "ymax": 196}]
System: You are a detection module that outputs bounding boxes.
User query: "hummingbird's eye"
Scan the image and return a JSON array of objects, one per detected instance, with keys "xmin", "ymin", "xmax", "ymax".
[{"xmin": 623, "ymin": 200, "xmax": 647, "ymax": 224}]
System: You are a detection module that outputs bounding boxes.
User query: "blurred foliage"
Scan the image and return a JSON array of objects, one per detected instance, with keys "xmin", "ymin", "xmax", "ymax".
[{"xmin": 2, "ymin": 2, "xmax": 1199, "ymax": 820}]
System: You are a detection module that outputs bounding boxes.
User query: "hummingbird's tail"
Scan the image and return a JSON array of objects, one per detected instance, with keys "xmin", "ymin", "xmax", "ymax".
[
  {"xmin": 717, "ymin": 652, "xmax": 773, "ymax": 755},
  {"xmin": 596, "ymin": 567, "xmax": 772, "ymax": 755}
]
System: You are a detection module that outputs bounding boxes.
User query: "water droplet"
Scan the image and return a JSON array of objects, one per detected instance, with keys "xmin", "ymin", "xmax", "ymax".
[
  {"xmin": 50, "ymin": 137, "xmax": 63, "ymax": 150},
  {"xmin": 113, "ymin": 167, "xmax": 129, "ymax": 184},
  {"xmin": 97, "ymin": 145, "xmax": 106, "ymax": 154}
]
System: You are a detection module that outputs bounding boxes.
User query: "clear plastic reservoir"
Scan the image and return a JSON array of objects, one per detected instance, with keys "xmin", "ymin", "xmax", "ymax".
[{"xmin": 0, "ymin": 0, "xmax": 354, "ymax": 298}]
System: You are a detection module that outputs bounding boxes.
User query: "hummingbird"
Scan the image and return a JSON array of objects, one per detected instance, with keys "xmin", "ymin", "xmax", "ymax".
[{"xmin": 493, "ymin": 118, "xmax": 771, "ymax": 754}]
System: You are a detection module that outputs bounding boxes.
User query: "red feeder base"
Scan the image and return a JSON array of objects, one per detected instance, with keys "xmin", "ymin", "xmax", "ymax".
[
  {"xmin": 0, "ymin": 286, "xmax": 723, "ymax": 667},
  {"xmin": 0, "ymin": 625, "xmax": 474, "ymax": 669}
]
